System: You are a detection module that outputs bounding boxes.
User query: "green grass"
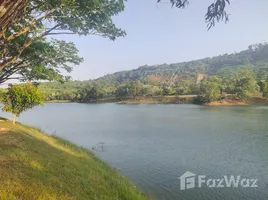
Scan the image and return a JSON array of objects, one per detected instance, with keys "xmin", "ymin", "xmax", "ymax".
[{"xmin": 0, "ymin": 118, "xmax": 149, "ymax": 200}]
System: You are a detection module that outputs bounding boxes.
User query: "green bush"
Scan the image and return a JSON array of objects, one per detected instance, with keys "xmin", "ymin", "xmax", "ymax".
[
  {"xmin": 263, "ymin": 82, "xmax": 268, "ymax": 98},
  {"xmin": 193, "ymin": 96, "xmax": 208, "ymax": 104}
]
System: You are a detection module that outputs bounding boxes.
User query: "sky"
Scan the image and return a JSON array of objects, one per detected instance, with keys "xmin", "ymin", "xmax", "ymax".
[{"xmin": 53, "ymin": 0, "xmax": 268, "ymax": 80}]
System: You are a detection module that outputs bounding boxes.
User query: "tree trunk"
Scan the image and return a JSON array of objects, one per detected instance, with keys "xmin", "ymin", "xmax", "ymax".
[
  {"xmin": 0, "ymin": 0, "xmax": 28, "ymax": 31},
  {"xmin": 12, "ymin": 114, "xmax": 16, "ymax": 124}
]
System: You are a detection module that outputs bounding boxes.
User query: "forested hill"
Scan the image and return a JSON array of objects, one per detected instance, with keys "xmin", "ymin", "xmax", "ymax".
[
  {"xmin": 95, "ymin": 43, "xmax": 268, "ymax": 86},
  {"xmin": 39, "ymin": 43, "xmax": 268, "ymax": 102}
]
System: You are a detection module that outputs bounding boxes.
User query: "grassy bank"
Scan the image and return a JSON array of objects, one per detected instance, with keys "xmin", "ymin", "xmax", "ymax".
[{"xmin": 0, "ymin": 119, "xmax": 149, "ymax": 200}]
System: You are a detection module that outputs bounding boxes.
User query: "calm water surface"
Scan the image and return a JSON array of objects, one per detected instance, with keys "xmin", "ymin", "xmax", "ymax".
[{"xmin": 1, "ymin": 103, "xmax": 268, "ymax": 200}]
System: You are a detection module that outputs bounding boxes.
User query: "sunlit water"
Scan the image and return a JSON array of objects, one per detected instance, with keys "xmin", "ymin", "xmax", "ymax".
[{"xmin": 1, "ymin": 103, "xmax": 268, "ymax": 200}]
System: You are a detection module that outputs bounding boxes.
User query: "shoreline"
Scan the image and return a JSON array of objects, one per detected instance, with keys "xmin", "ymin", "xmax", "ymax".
[
  {"xmin": 45, "ymin": 100, "xmax": 73, "ymax": 103},
  {"xmin": 46, "ymin": 96, "xmax": 268, "ymax": 106},
  {"xmin": 204, "ymin": 97, "xmax": 268, "ymax": 106}
]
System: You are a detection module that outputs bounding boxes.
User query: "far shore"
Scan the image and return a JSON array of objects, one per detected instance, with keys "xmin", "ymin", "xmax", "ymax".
[
  {"xmin": 205, "ymin": 97, "xmax": 268, "ymax": 106},
  {"xmin": 45, "ymin": 96, "xmax": 268, "ymax": 106},
  {"xmin": 45, "ymin": 100, "xmax": 73, "ymax": 103},
  {"xmin": 116, "ymin": 95, "xmax": 196, "ymax": 104}
]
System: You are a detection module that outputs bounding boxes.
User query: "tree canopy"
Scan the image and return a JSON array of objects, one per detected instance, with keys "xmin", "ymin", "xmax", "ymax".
[
  {"xmin": 263, "ymin": 82, "xmax": 268, "ymax": 98},
  {"xmin": 0, "ymin": 0, "xmax": 27, "ymax": 31},
  {"xmin": 0, "ymin": 0, "xmax": 126, "ymax": 83},
  {"xmin": 115, "ymin": 85, "xmax": 129, "ymax": 100},
  {"xmin": 232, "ymin": 69, "xmax": 259, "ymax": 100},
  {"xmin": 200, "ymin": 76, "xmax": 222, "ymax": 102},
  {"xmin": 0, "ymin": 38, "xmax": 83, "ymax": 84},
  {"xmin": 76, "ymin": 83, "xmax": 105, "ymax": 102},
  {"xmin": 2, "ymin": 82, "xmax": 44, "ymax": 124},
  {"xmin": 1, "ymin": 0, "xmax": 231, "ymax": 34},
  {"xmin": 0, "ymin": 0, "xmax": 233, "ymax": 85}
]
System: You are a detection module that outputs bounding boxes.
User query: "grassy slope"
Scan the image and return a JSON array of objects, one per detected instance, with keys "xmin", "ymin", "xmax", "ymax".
[{"xmin": 0, "ymin": 119, "xmax": 148, "ymax": 200}]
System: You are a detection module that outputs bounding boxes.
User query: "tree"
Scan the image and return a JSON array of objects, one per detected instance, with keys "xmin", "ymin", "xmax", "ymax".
[
  {"xmin": 76, "ymin": 83, "xmax": 105, "ymax": 102},
  {"xmin": 0, "ymin": 0, "xmax": 28, "ymax": 31},
  {"xmin": 0, "ymin": 0, "xmax": 233, "ymax": 72},
  {"xmin": 76, "ymin": 85, "xmax": 91, "ymax": 102},
  {"xmin": 2, "ymin": 82, "xmax": 44, "ymax": 124},
  {"xmin": 0, "ymin": 39, "xmax": 83, "ymax": 84},
  {"xmin": 200, "ymin": 76, "xmax": 222, "ymax": 102},
  {"xmin": 152, "ymin": 86, "xmax": 163, "ymax": 96},
  {"xmin": 115, "ymin": 85, "xmax": 129, "ymax": 100},
  {"xmin": 232, "ymin": 69, "xmax": 259, "ymax": 100},
  {"xmin": 88, "ymin": 84, "xmax": 105, "ymax": 101},
  {"xmin": 162, "ymin": 84, "xmax": 176, "ymax": 96},
  {"xmin": 0, "ymin": 88, "xmax": 5, "ymax": 102},
  {"xmin": 1, "ymin": 0, "xmax": 230, "ymax": 36},
  {"xmin": 127, "ymin": 81, "xmax": 141, "ymax": 99},
  {"xmin": 175, "ymin": 77, "xmax": 198, "ymax": 95},
  {"xmin": 263, "ymin": 82, "xmax": 268, "ymax": 99},
  {"xmin": 0, "ymin": 0, "xmax": 126, "ymax": 71}
]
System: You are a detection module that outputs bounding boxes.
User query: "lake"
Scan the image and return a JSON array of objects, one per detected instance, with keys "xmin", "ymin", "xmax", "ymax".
[{"xmin": 1, "ymin": 103, "xmax": 268, "ymax": 200}]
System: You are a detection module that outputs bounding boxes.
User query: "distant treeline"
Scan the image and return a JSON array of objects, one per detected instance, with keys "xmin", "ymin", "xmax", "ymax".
[{"xmin": 38, "ymin": 43, "xmax": 268, "ymax": 103}]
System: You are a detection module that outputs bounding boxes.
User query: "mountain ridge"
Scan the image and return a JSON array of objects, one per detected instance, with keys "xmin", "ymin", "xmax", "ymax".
[{"xmin": 93, "ymin": 43, "xmax": 268, "ymax": 86}]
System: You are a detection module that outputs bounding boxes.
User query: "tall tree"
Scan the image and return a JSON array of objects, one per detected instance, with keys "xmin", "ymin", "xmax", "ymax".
[
  {"xmin": 0, "ymin": 0, "xmax": 232, "ymax": 70},
  {"xmin": 115, "ymin": 85, "xmax": 129, "ymax": 100},
  {"xmin": 263, "ymin": 82, "xmax": 268, "ymax": 98},
  {"xmin": 0, "ymin": 87, "xmax": 5, "ymax": 101},
  {"xmin": 162, "ymin": 84, "xmax": 176, "ymax": 96},
  {"xmin": 0, "ymin": 0, "xmax": 126, "ymax": 71},
  {"xmin": 76, "ymin": 83, "xmax": 105, "ymax": 102},
  {"xmin": 88, "ymin": 84, "xmax": 105, "ymax": 101},
  {"xmin": 1, "ymin": 0, "xmax": 231, "ymax": 34},
  {"xmin": 200, "ymin": 76, "xmax": 222, "ymax": 102},
  {"xmin": 0, "ymin": 39, "xmax": 83, "ymax": 84},
  {"xmin": 232, "ymin": 69, "xmax": 259, "ymax": 100},
  {"xmin": 127, "ymin": 81, "xmax": 141, "ymax": 99},
  {"xmin": 0, "ymin": 0, "xmax": 28, "ymax": 31}
]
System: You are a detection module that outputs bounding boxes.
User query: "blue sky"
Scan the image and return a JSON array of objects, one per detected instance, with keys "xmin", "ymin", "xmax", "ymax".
[{"xmin": 54, "ymin": 0, "xmax": 268, "ymax": 80}]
